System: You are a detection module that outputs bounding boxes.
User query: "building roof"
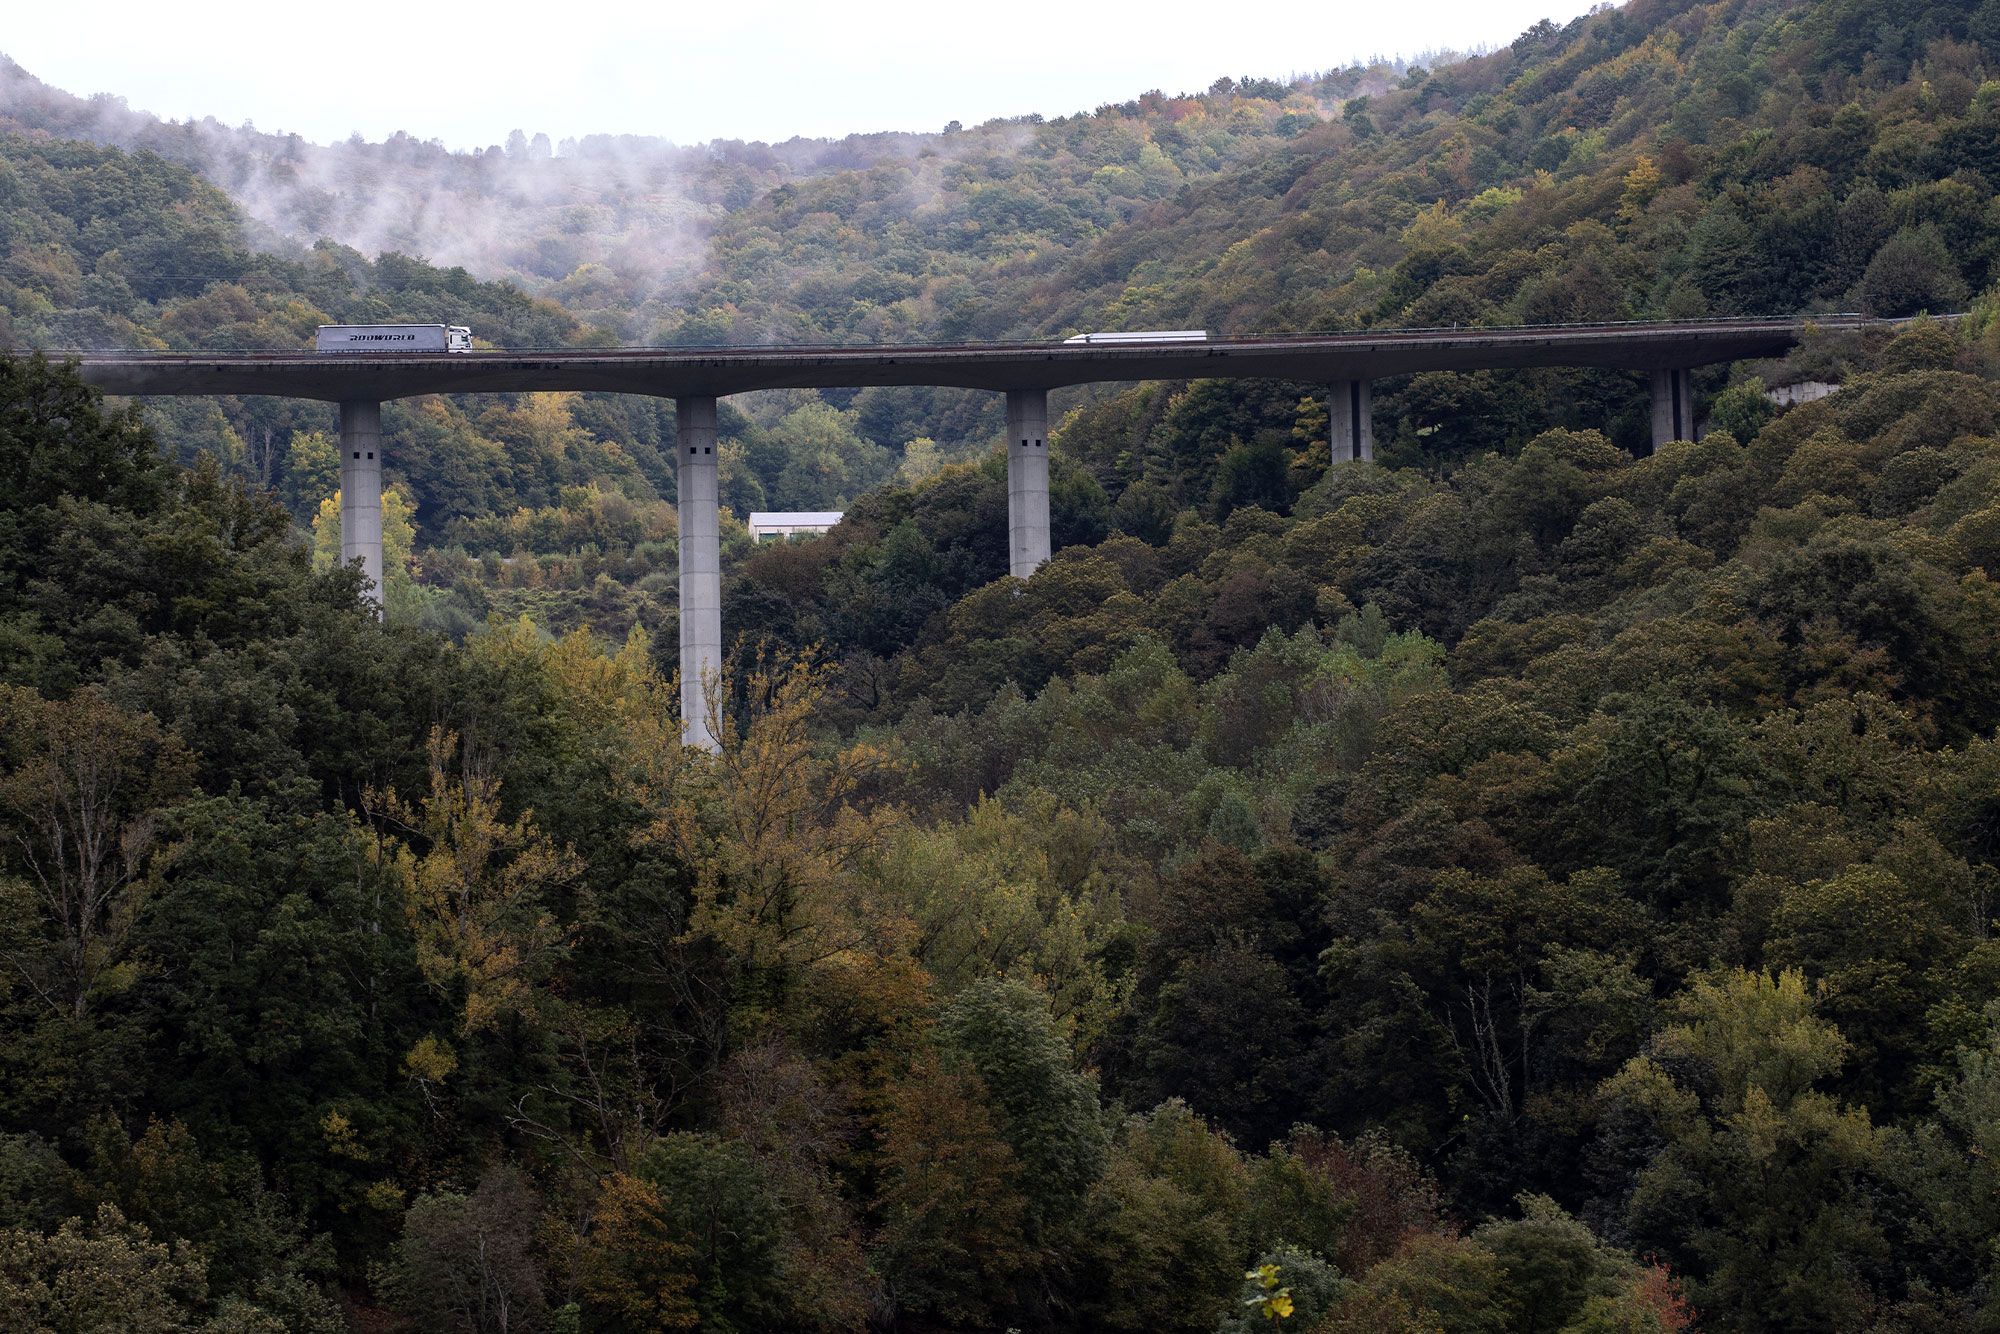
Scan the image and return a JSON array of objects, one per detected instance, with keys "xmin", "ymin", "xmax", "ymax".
[{"xmin": 747, "ymin": 511, "xmax": 844, "ymax": 527}]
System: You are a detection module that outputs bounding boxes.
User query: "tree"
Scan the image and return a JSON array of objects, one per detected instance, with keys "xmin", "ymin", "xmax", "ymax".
[
  {"xmin": 1472, "ymin": 1195, "xmax": 1640, "ymax": 1334},
  {"xmin": 897, "ymin": 437, "xmax": 944, "ymax": 485},
  {"xmin": 1125, "ymin": 932, "xmax": 1311, "ymax": 1146},
  {"xmin": 1767, "ymin": 865, "xmax": 1968, "ymax": 1112},
  {"xmin": 372, "ymin": 727, "xmax": 578, "ymax": 1035},
  {"xmin": 574, "ymin": 1172, "xmax": 699, "ymax": 1330},
  {"xmin": 864, "ymin": 797, "xmax": 1131, "ymax": 1049},
  {"xmin": 1703, "ymin": 380, "xmax": 1773, "ymax": 444},
  {"xmin": 1540, "ymin": 690, "xmax": 1764, "ymax": 917},
  {"xmin": 1070, "ymin": 1099, "xmax": 1251, "ymax": 1334},
  {"xmin": 872, "ymin": 1056, "xmax": 1033, "ymax": 1326},
  {"xmin": 1217, "ymin": 1247, "xmax": 1346, "ymax": 1333},
  {"xmin": 1112, "ymin": 479, "xmax": 1178, "ymax": 545},
  {"xmin": 1684, "ymin": 200, "xmax": 1757, "ymax": 312},
  {"xmin": 1336, "ymin": 1232, "xmax": 1510, "ymax": 1332},
  {"xmin": 280, "ymin": 430, "xmax": 339, "ymax": 521},
  {"xmin": 641, "ymin": 651, "xmax": 891, "ymax": 1016},
  {"xmin": 1248, "ymin": 1126, "xmax": 1444, "ymax": 1276},
  {"xmin": 938, "ymin": 978, "xmax": 1109, "ymax": 1231},
  {"xmin": 1405, "ymin": 866, "xmax": 1647, "ymax": 1130},
  {"xmin": 310, "ymin": 484, "xmax": 420, "ymax": 614},
  {"xmin": 633, "ymin": 1133, "xmax": 791, "ymax": 1333},
  {"xmin": 0, "ymin": 352, "xmax": 164, "ymax": 531},
  {"xmin": 1857, "ymin": 226, "xmax": 1970, "ymax": 317},
  {"xmin": 747, "ymin": 402, "xmax": 894, "ymax": 511},
  {"xmin": 376, "ymin": 1166, "xmax": 548, "ymax": 1334},
  {"xmin": 1893, "ymin": 1004, "xmax": 2000, "ymax": 1310},
  {"xmin": 1598, "ymin": 970, "xmax": 1888, "ymax": 1328},
  {"xmin": 0, "ymin": 686, "xmax": 194, "ymax": 1020},
  {"xmin": 0, "ymin": 1205, "xmax": 210, "ymax": 1332},
  {"xmin": 1212, "ymin": 439, "xmax": 1293, "ymax": 520},
  {"xmin": 1343, "ymin": 96, "xmax": 1377, "ymax": 139},
  {"xmin": 82, "ymin": 1116, "xmax": 341, "ymax": 1319}
]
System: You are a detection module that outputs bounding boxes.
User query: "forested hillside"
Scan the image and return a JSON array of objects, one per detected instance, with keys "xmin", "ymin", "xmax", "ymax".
[
  {"xmin": 7, "ymin": 0, "xmax": 2000, "ymax": 1328},
  {"xmin": 0, "ymin": 53, "xmax": 1401, "ymax": 343}
]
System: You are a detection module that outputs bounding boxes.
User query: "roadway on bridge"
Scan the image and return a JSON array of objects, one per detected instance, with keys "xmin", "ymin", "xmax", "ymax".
[{"xmin": 56, "ymin": 316, "xmax": 1901, "ymax": 401}]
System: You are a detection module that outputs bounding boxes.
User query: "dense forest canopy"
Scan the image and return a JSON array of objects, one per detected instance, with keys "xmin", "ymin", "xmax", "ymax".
[{"xmin": 7, "ymin": 0, "xmax": 2000, "ymax": 1328}]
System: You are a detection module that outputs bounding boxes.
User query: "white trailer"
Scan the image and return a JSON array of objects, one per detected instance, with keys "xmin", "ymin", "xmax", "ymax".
[
  {"xmin": 1062, "ymin": 329, "xmax": 1208, "ymax": 344},
  {"xmin": 315, "ymin": 324, "xmax": 473, "ymax": 353}
]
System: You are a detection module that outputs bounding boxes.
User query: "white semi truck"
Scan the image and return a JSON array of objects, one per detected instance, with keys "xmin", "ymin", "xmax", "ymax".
[
  {"xmin": 1061, "ymin": 329, "xmax": 1208, "ymax": 344},
  {"xmin": 315, "ymin": 324, "xmax": 473, "ymax": 353}
]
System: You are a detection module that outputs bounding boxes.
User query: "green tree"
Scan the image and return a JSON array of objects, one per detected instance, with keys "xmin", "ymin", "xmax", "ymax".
[
  {"xmin": 633, "ymin": 1133, "xmax": 790, "ymax": 1334},
  {"xmin": 375, "ymin": 1166, "xmax": 548, "ymax": 1334},
  {"xmin": 0, "ymin": 1205, "xmax": 211, "ymax": 1332},
  {"xmin": 1857, "ymin": 226, "xmax": 1970, "ymax": 317},
  {"xmin": 939, "ymin": 977, "xmax": 1109, "ymax": 1230},
  {"xmin": 1598, "ymin": 970, "xmax": 1888, "ymax": 1328},
  {"xmin": 280, "ymin": 430, "xmax": 339, "ymax": 521},
  {"xmin": 1472, "ymin": 1195, "xmax": 1641, "ymax": 1334},
  {"xmin": 0, "ymin": 686, "xmax": 194, "ymax": 1021},
  {"xmin": 1893, "ymin": 1004, "xmax": 2000, "ymax": 1310},
  {"xmin": 1767, "ymin": 865, "xmax": 1969, "ymax": 1112},
  {"xmin": 1704, "ymin": 380, "xmax": 1773, "ymax": 443},
  {"xmin": 1337, "ymin": 1232, "xmax": 1510, "ymax": 1332},
  {"xmin": 1071, "ymin": 1099, "xmax": 1250, "ymax": 1333}
]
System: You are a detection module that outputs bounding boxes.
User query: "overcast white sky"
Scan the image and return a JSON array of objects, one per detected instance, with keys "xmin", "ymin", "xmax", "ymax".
[{"xmin": 9, "ymin": 0, "xmax": 1602, "ymax": 149}]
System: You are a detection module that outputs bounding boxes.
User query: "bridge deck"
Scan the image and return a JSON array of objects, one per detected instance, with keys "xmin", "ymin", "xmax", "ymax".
[{"xmin": 50, "ymin": 317, "xmax": 1902, "ymax": 401}]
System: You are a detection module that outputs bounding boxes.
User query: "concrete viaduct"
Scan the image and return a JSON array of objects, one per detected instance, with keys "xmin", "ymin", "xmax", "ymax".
[{"xmin": 58, "ymin": 315, "xmax": 1908, "ymax": 749}]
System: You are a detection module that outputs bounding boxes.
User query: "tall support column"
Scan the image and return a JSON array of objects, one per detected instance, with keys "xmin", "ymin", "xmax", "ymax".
[
  {"xmin": 1329, "ymin": 379, "xmax": 1374, "ymax": 463},
  {"xmin": 676, "ymin": 396, "xmax": 722, "ymax": 753},
  {"xmin": 1649, "ymin": 368, "xmax": 1695, "ymax": 453},
  {"xmin": 338, "ymin": 400, "xmax": 384, "ymax": 617},
  {"xmin": 1006, "ymin": 388, "xmax": 1051, "ymax": 578}
]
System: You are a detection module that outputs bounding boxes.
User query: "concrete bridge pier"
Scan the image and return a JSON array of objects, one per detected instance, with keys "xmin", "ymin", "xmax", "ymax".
[
  {"xmin": 677, "ymin": 396, "xmax": 723, "ymax": 752},
  {"xmin": 338, "ymin": 400, "xmax": 385, "ymax": 617},
  {"xmin": 1330, "ymin": 379, "xmax": 1374, "ymax": 463},
  {"xmin": 1006, "ymin": 388, "xmax": 1051, "ymax": 577},
  {"xmin": 1649, "ymin": 368, "xmax": 1695, "ymax": 452}
]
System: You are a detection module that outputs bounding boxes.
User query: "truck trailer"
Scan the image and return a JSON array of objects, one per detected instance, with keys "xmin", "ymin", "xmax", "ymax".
[
  {"xmin": 315, "ymin": 324, "xmax": 473, "ymax": 353},
  {"xmin": 1061, "ymin": 330, "xmax": 1208, "ymax": 345}
]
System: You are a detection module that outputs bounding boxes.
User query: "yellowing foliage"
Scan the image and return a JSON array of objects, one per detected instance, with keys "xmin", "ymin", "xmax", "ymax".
[
  {"xmin": 371, "ymin": 728, "xmax": 580, "ymax": 1033},
  {"xmin": 639, "ymin": 652, "xmax": 896, "ymax": 1013}
]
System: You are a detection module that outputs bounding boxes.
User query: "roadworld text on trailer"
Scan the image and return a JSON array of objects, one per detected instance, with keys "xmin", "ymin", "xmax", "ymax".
[{"xmin": 315, "ymin": 325, "xmax": 472, "ymax": 353}]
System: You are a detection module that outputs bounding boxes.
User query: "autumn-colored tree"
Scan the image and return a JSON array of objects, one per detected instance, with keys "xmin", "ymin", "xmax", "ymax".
[
  {"xmin": 641, "ymin": 650, "xmax": 893, "ymax": 1017},
  {"xmin": 872, "ymin": 1053, "xmax": 1034, "ymax": 1326},
  {"xmin": 371, "ymin": 727, "xmax": 579, "ymax": 1034},
  {"xmin": 573, "ymin": 1171, "xmax": 700, "ymax": 1331}
]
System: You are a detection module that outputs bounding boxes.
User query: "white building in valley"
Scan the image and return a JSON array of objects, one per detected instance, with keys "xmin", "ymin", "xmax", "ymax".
[{"xmin": 747, "ymin": 511, "xmax": 844, "ymax": 542}]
